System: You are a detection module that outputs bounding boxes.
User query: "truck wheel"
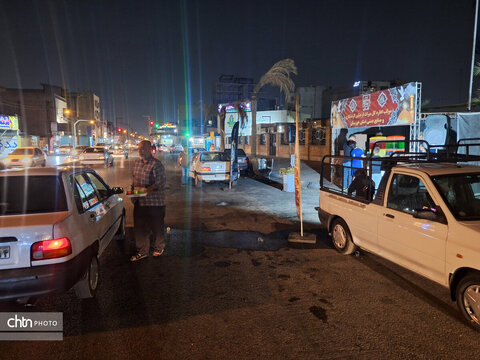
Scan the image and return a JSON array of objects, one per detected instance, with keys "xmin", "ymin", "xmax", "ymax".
[
  {"xmin": 331, "ymin": 218, "xmax": 356, "ymax": 255},
  {"xmin": 74, "ymin": 255, "xmax": 99, "ymax": 299},
  {"xmin": 456, "ymin": 274, "xmax": 480, "ymax": 331}
]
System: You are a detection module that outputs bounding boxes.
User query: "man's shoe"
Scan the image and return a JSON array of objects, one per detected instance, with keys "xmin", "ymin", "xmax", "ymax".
[
  {"xmin": 152, "ymin": 249, "xmax": 164, "ymax": 257},
  {"xmin": 130, "ymin": 253, "xmax": 148, "ymax": 262}
]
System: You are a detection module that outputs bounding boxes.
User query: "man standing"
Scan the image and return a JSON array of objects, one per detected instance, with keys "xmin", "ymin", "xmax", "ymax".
[
  {"xmin": 177, "ymin": 149, "xmax": 189, "ymax": 185},
  {"xmin": 130, "ymin": 140, "xmax": 166, "ymax": 261}
]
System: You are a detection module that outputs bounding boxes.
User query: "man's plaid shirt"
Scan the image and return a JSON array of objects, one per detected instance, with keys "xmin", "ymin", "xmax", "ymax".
[{"xmin": 132, "ymin": 157, "xmax": 166, "ymax": 206}]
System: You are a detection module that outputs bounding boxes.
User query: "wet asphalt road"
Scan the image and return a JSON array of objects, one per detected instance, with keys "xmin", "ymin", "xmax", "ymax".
[{"xmin": 2, "ymin": 154, "xmax": 480, "ymax": 359}]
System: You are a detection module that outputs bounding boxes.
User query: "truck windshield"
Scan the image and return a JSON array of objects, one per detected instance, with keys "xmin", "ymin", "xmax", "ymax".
[
  {"xmin": 0, "ymin": 176, "xmax": 68, "ymax": 215},
  {"xmin": 432, "ymin": 173, "xmax": 480, "ymax": 220}
]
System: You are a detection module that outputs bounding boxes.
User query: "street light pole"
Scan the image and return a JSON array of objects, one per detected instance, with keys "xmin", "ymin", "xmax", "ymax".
[
  {"xmin": 73, "ymin": 119, "xmax": 95, "ymax": 147},
  {"xmin": 469, "ymin": 0, "xmax": 479, "ymax": 111}
]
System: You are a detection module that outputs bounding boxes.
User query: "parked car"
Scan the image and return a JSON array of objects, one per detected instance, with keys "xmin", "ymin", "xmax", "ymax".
[
  {"xmin": 225, "ymin": 148, "xmax": 250, "ymax": 174},
  {"xmin": 56, "ymin": 144, "xmax": 74, "ymax": 155},
  {"xmin": 3, "ymin": 147, "xmax": 46, "ymax": 168},
  {"xmin": 318, "ymin": 153, "xmax": 480, "ymax": 330},
  {"xmin": 0, "ymin": 167, "xmax": 125, "ymax": 302},
  {"xmin": 189, "ymin": 151, "xmax": 237, "ymax": 186},
  {"xmin": 79, "ymin": 147, "xmax": 114, "ymax": 167}
]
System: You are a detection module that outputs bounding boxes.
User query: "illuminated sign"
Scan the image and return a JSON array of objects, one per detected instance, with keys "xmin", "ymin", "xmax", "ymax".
[
  {"xmin": 159, "ymin": 123, "xmax": 176, "ymax": 129},
  {"xmin": 0, "ymin": 115, "xmax": 19, "ymax": 131},
  {"xmin": 218, "ymin": 102, "xmax": 251, "ymax": 113},
  {"xmin": 331, "ymin": 82, "xmax": 420, "ymax": 129}
]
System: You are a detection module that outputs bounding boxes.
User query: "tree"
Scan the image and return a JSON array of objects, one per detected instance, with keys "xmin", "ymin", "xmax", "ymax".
[
  {"xmin": 251, "ymin": 59, "xmax": 297, "ymax": 157},
  {"xmin": 473, "ymin": 61, "xmax": 480, "ymax": 107}
]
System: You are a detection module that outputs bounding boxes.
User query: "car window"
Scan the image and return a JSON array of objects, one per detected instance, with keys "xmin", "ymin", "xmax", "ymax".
[
  {"xmin": 387, "ymin": 174, "xmax": 435, "ymax": 215},
  {"xmin": 85, "ymin": 148, "xmax": 105, "ymax": 154},
  {"xmin": 201, "ymin": 152, "xmax": 229, "ymax": 162},
  {"xmin": 0, "ymin": 175, "xmax": 67, "ymax": 215},
  {"xmin": 85, "ymin": 172, "xmax": 110, "ymax": 200},
  {"xmin": 432, "ymin": 173, "xmax": 480, "ymax": 220},
  {"xmin": 237, "ymin": 149, "xmax": 246, "ymax": 156},
  {"xmin": 72, "ymin": 174, "xmax": 100, "ymax": 212}
]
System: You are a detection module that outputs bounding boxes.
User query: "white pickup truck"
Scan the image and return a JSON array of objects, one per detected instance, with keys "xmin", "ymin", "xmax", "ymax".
[{"xmin": 318, "ymin": 157, "xmax": 480, "ymax": 330}]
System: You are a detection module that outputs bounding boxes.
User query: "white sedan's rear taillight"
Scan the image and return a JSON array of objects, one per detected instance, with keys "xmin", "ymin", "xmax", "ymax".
[{"xmin": 31, "ymin": 237, "xmax": 72, "ymax": 260}]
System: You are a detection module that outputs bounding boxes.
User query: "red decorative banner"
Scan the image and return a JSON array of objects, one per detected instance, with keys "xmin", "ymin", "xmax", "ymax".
[{"xmin": 331, "ymin": 82, "xmax": 419, "ymax": 129}]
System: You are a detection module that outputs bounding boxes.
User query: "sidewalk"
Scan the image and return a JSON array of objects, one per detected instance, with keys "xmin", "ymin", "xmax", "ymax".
[{"xmin": 251, "ymin": 156, "xmax": 322, "ymax": 190}]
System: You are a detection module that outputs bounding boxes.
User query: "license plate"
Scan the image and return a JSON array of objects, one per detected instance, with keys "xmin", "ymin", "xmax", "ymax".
[{"xmin": 0, "ymin": 246, "xmax": 10, "ymax": 259}]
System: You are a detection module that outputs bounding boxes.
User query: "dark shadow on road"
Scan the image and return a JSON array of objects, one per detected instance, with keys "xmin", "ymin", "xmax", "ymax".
[{"xmin": 355, "ymin": 251, "xmax": 465, "ymax": 327}]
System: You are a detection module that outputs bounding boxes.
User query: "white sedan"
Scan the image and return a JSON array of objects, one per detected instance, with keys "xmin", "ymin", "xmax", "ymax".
[
  {"xmin": 3, "ymin": 147, "xmax": 46, "ymax": 168},
  {"xmin": 79, "ymin": 146, "xmax": 114, "ymax": 167},
  {"xmin": 189, "ymin": 151, "xmax": 237, "ymax": 186},
  {"xmin": 0, "ymin": 167, "xmax": 125, "ymax": 302}
]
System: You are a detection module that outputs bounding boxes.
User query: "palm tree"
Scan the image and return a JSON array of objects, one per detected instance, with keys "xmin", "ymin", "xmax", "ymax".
[
  {"xmin": 251, "ymin": 59, "xmax": 297, "ymax": 157},
  {"xmin": 473, "ymin": 62, "xmax": 480, "ymax": 107}
]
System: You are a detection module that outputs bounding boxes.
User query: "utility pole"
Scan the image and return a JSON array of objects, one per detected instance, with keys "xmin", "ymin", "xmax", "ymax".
[{"xmin": 468, "ymin": 0, "xmax": 479, "ymax": 111}]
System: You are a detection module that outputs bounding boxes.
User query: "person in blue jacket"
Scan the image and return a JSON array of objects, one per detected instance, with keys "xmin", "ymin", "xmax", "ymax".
[
  {"xmin": 351, "ymin": 142, "xmax": 364, "ymax": 177},
  {"xmin": 343, "ymin": 139, "xmax": 356, "ymax": 190}
]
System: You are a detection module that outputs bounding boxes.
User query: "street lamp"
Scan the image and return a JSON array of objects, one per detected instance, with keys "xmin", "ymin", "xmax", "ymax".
[{"xmin": 73, "ymin": 119, "xmax": 95, "ymax": 147}]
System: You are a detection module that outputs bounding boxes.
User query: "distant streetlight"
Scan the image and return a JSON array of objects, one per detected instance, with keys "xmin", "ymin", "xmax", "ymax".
[{"xmin": 73, "ymin": 119, "xmax": 95, "ymax": 147}]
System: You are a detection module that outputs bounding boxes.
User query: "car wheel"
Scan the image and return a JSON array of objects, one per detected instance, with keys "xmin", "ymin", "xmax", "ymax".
[
  {"xmin": 456, "ymin": 274, "xmax": 480, "ymax": 331},
  {"xmin": 331, "ymin": 218, "xmax": 356, "ymax": 255},
  {"xmin": 74, "ymin": 254, "xmax": 99, "ymax": 299},
  {"xmin": 114, "ymin": 212, "xmax": 126, "ymax": 240}
]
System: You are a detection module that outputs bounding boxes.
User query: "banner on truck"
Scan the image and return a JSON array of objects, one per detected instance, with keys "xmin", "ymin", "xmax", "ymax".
[{"xmin": 331, "ymin": 82, "xmax": 420, "ymax": 129}]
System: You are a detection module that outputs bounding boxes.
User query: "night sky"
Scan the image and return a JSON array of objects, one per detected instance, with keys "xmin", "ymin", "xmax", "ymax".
[{"xmin": 0, "ymin": 0, "xmax": 477, "ymax": 133}]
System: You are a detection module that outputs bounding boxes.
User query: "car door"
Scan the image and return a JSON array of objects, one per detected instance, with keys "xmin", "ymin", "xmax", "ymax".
[
  {"xmin": 70, "ymin": 173, "xmax": 110, "ymax": 254},
  {"xmin": 84, "ymin": 172, "xmax": 120, "ymax": 255},
  {"xmin": 377, "ymin": 173, "xmax": 447, "ymax": 284}
]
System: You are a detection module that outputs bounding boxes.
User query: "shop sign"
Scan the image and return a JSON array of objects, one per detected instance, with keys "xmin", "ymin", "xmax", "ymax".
[
  {"xmin": 331, "ymin": 82, "xmax": 420, "ymax": 129},
  {"xmin": 218, "ymin": 102, "xmax": 251, "ymax": 113},
  {"xmin": 224, "ymin": 113, "xmax": 252, "ymax": 137},
  {"xmin": 0, "ymin": 115, "xmax": 19, "ymax": 131}
]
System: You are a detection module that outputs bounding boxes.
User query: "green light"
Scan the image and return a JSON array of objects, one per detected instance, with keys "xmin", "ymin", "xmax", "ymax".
[
  {"xmin": 185, "ymin": 132, "xmax": 190, "ymax": 137},
  {"xmin": 155, "ymin": 123, "xmax": 160, "ymax": 128}
]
